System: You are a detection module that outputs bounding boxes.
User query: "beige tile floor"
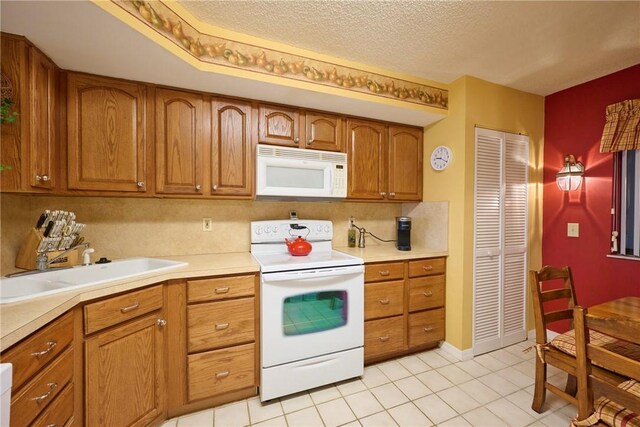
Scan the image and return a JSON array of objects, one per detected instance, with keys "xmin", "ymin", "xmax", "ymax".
[{"xmin": 163, "ymin": 339, "xmax": 576, "ymax": 427}]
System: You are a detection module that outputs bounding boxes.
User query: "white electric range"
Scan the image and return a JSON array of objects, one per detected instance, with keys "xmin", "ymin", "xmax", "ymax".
[{"xmin": 251, "ymin": 219, "xmax": 364, "ymax": 401}]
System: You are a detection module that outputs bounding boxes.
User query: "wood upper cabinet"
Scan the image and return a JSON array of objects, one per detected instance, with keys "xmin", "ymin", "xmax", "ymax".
[
  {"xmin": 0, "ymin": 35, "xmax": 28, "ymax": 192},
  {"xmin": 210, "ymin": 99, "xmax": 253, "ymax": 196},
  {"xmin": 67, "ymin": 73, "xmax": 147, "ymax": 192},
  {"xmin": 258, "ymin": 104, "xmax": 302, "ymax": 148},
  {"xmin": 305, "ymin": 112, "xmax": 343, "ymax": 152},
  {"xmin": 28, "ymin": 47, "xmax": 57, "ymax": 190},
  {"xmin": 155, "ymin": 88, "xmax": 205, "ymax": 195},
  {"xmin": 388, "ymin": 125, "xmax": 423, "ymax": 201},
  {"xmin": 1, "ymin": 35, "xmax": 57, "ymax": 193},
  {"xmin": 346, "ymin": 119, "xmax": 387, "ymax": 200}
]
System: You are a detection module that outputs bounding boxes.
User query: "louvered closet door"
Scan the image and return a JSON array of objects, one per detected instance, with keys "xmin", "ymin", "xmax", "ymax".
[{"xmin": 473, "ymin": 128, "xmax": 528, "ymax": 355}]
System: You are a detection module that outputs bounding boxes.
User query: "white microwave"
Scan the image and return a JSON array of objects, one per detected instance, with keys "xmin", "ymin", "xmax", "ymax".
[{"xmin": 256, "ymin": 144, "xmax": 347, "ymax": 199}]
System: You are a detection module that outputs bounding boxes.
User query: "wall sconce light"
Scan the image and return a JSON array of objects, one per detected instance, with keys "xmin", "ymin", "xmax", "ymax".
[{"xmin": 556, "ymin": 154, "xmax": 584, "ymax": 191}]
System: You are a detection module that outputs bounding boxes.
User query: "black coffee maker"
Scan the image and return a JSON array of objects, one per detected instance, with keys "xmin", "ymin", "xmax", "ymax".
[{"xmin": 396, "ymin": 216, "xmax": 411, "ymax": 251}]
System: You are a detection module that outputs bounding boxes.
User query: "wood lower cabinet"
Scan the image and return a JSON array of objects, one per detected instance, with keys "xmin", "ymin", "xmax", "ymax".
[
  {"xmin": 364, "ymin": 257, "xmax": 446, "ymax": 363},
  {"xmin": 67, "ymin": 73, "xmax": 148, "ymax": 193},
  {"xmin": 166, "ymin": 273, "xmax": 259, "ymax": 417},
  {"xmin": 210, "ymin": 99, "xmax": 253, "ymax": 196},
  {"xmin": 0, "ymin": 311, "xmax": 76, "ymax": 427},
  {"xmin": 84, "ymin": 287, "xmax": 166, "ymax": 427},
  {"xmin": 155, "ymin": 88, "xmax": 205, "ymax": 195}
]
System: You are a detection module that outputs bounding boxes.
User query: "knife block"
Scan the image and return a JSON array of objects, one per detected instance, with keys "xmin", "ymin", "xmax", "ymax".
[{"xmin": 15, "ymin": 228, "xmax": 79, "ymax": 270}]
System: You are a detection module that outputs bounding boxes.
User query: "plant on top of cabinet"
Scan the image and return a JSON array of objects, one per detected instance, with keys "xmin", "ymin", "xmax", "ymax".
[{"xmin": 67, "ymin": 73, "xmax": 148, "ymax": 193}]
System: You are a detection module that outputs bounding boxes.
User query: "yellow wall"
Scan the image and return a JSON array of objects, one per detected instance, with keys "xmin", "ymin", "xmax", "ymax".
[{"xmin": 424, "ymin": 76, "xmax": 544, "ymax": 351}]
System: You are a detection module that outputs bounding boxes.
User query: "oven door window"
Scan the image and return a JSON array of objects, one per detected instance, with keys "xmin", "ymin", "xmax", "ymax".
[{"xmin": 283, "ymin": 291, "xmax": 348, "ymax": 336}]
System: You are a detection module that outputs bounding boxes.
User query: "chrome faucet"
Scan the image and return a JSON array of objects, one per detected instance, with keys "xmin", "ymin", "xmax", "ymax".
[{"xmin": 37, "ymin": 242, "xmax": 91, "ymax": 271}]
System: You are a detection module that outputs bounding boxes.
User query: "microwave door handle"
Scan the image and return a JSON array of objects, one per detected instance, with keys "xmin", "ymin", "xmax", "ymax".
[{"xmin": 262, "ymin": 265, "xmax": 363, "ymax": 282}]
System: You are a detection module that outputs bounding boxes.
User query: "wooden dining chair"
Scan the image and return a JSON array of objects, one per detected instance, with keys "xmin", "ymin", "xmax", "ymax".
[
  {"xmin": 573, "ymin": 306, "xmax": 640, "ymax": 427},
  {"xmin": 529, "ymin": 265, "xmax": 581, "ymax": 412}
]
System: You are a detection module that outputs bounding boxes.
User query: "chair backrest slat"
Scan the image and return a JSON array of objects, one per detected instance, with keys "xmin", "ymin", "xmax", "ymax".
[
  {"xmin": 540, "ymin": 288, "xmax": 573, "ymax": 303},
  {"xmin": 529, "ymin": 266, "xmax": 577, "ymax": 344},
  {"xmin": 543, "ymin": 309, "xmax": 574, "ymax": 324}
]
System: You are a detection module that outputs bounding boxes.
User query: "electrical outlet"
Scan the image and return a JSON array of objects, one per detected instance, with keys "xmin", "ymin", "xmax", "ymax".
[
  {"xmin": 202, "ymin": 218, "xmax": 213, "ymax": 232},
  {"xmin": 567, "ymin": 222, "xmax": 579, "ymax": 238}
]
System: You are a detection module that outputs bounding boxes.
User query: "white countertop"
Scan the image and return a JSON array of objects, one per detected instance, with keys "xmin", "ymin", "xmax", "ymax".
[{"xmin": 0, "ymin": 246, "xmax": 447, "ymax": 352}]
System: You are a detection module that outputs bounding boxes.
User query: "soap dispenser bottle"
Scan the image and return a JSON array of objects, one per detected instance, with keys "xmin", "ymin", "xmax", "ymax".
[{"xmin": 348, "ymin": 217, "xmax": 356, "ymax": 247}]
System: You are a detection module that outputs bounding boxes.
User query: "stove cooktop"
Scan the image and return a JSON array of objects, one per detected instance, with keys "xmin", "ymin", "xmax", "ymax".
[{"xmin": 251, "ymin": 249, "xmax": 362, "ymax": 273}]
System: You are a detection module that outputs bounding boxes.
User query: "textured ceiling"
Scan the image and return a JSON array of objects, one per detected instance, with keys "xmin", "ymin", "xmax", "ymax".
[{"xmin": 179, "ymin": 0, "xmax": 640, "ymax": 96}]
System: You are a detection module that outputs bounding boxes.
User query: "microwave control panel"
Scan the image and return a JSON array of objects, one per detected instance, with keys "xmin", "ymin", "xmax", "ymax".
[{"xmin": 333, "ymin": 164, "xmax": 346, "ymax": 196}]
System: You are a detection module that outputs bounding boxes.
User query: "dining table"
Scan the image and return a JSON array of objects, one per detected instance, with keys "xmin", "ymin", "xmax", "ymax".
[{"xmin": 587, "ymin": 296, "xmax": 640, "ymax": 335}]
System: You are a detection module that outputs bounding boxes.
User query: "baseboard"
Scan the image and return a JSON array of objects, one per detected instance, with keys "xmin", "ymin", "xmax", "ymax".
[{"xmin": 440, "ymin": 341, "xmax": 474, "ymax": 361}]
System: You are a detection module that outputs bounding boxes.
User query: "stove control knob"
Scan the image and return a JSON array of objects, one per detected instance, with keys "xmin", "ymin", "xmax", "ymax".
[
  {"xmin": 255, "ymin": 226, "xmax": 262, "ymax": 235},
  {"xmin": 324, "ymin": 225, "xmax": 331, "ymax": 233},
  {"xmin": 317, "ymin": 225, "xmax": 323, "ymax": 232},
  {"xmin": 273, "ymin": 226, "xmax": 279, "ymax": 234},
  {"xmin": 265, "ymin": 226, "xmax": 271, "ymax": 233}
]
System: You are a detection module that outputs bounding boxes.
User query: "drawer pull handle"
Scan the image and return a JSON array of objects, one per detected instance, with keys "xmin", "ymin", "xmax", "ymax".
[
  {"xmin": 379, "ymin": 298, "xmax": 390, "ymax": 305},
  {"xmin": 216, "ymin": 371, "xmax": 230, "ymax": 379},
  {"xmin": 215, "ymin": 287, "xmax": 230, "ymax": 294},
  {"xmin": 45, "ymin": 424, "xmax": 58, "ymax": 427},
  {"xmin": 31, "ymin": 382, "xmax": 57, "ymax": 403},
  {"xmin": 422, "ymin": 291, "xmax": 433, "ymax": 297},
  {"xmin": 215, "ymin": 323, "xmax": 230, "ymax": 330},
  {"xmin": 379, "ymin": 270, "xmax": 390, "ymax": 277},
  {"xmin": 31, "ymin": 341, "xmax": 57, "ymax": 357},
  {"xmin": 378, "ymin": 335, "xmax": 390, "ymax": 342},
  {"xmin": 120, "ymin": 301, "xmax": 140, "ymax": 313},
  {"xmin": 423, "ymin": 326, "xmax": 434, "ymax": 332},
  {"xmin": 423, "ymin": 266, "xmax": 434, "ymax": 271}
]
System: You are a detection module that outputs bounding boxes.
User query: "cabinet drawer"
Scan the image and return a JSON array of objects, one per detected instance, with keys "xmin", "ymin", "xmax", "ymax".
[
  {"xmin": 187, "ymin": 343, "xmax": 255, "ymax": 402},
  {"xmin": 408, "ymin": 276, "xmax": 445, "ymax": 312},
  {"xmin": 11, "ymin": 347, "xmax": 73, "ymax": 427},
  {"xmin": 408, "ymin": 308, "xmax": 445, "ymax": 348},
  {"xmin": 187, "ymin": 275, "xmax": 255, "ymax": 303},
  {"xmin": 408, "ymin": 258, "xmax": 445, "ymax": 277},
  {"xmin": 188, "ymin": 298, "xmax": 255, "ymax": 353},
  {"xmin": 364, "ymin": 316, "xmax": 405, "ymax": 360},
  {"xmin": 1, "ymin": 312, "xmax": 73, "ymax": 391},
  {"xmin": 84, "ymin": 284, "xmax": 163, "ymax": 334},
  {"xmin": 31, "ymin": 382, "xmax": 74, "ymax": 427},
  {"xmin": 364, "ymin": 262, "xmax": 404, "ymax": 283},
  {"xmin": 364, "ymin": 280, "xmax": 404, "ymax": 320}
]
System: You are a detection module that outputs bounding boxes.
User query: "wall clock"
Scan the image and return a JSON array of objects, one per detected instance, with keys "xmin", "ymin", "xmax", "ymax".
[{"xmin": 430, "ymin": 145, "xmax": 452, "ymax": 171}]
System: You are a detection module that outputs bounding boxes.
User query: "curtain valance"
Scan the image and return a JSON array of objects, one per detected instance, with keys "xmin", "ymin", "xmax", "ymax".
[{"xmin": 600, "ymin": 98, "xmax": 640, "ymax": 152}]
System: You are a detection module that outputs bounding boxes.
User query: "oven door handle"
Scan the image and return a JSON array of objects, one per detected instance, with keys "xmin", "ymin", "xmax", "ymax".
[{"xmin": 262, "ymin": 265, "xmax": 363, "ymax": 282}]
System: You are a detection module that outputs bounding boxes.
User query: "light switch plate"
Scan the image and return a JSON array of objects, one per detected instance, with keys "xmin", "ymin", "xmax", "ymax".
[
  {"xmin": 202, "ymin": 218, "xmax": 213, "ymax": 232},
  {"xmin": 567, "ymin": 223, "xmax": 579, "ymax": 238}
]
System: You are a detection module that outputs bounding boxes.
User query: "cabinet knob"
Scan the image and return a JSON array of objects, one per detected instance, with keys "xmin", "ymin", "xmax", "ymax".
[
  {"xmin": 212, "ymin": 184, "xmax": 218, "ymax": 191},
  {"xmin": 294, "ymin": 137, "xmax": 300, "ymax": 143},
  {"xmin": 389, "ymin": 192, "xmax": 396, "ymax": 197},
  {"xmin": 156, "ymin": 319, "xmax": 167, "ymax": 327},
  {"xmin": 307, "ymin": 139, "xmax": 313, "ymax": 145},
  {"xmin": 195, "ymin": 184, "xmax": 201, "ymax": 191},
  {"xmin": 36, "ymin": 175, "xmax": 50, "ymax": 182},
  {"xmin": 136, "ymin": 181, "xmax": 145, "ymax": 188},
  {"xmin": 380, "ymin": 192, "xmax": 386, "ymax": 197}
]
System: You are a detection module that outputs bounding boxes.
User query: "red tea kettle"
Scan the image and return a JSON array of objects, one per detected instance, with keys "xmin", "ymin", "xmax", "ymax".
[{"xmin": 285, "ymin": 236, "xmax": 312, "ymax": 256}]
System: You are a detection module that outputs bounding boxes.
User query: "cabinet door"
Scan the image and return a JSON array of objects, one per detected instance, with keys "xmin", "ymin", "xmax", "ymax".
[
  {"xmin": 346, "ymin": 119, "xmax": 387, "ymax": 200},
  {"xmin": 155, "ymin": 88, "xmax": 205, "ymax": 195},
  {"xmin": 67, "ymin": 74, "xmax": 147, "ymax": 192},
  {"xmin": 85, "ymin": 313, "xmax": 165, "ymax": 427},
  {"xmin": 0, "ymin": 35, "xmax": 28, "ymax": 192},
  {"xmin": 211, "ymin": 99, "xmax": 253, "ymax": 196},
  {"xmin": 28, "ymin": 47, "xmax": 57, "ymax": 190},
  {"xmin": 305, "ymin": 112, "xmax": 343, "ymax": 152},
  {"xmin": 388, "ymin": 126, "xmax": 422, "ymax": 201},
  {"xmin": 258, "ymin": 105, "xmax": 302, "ymax": 147}
]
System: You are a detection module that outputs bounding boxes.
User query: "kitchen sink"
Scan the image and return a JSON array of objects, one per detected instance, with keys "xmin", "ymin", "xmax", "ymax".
[{"xmin": 0, "ymin": 258, "xmax": 187, "ymax": 304}]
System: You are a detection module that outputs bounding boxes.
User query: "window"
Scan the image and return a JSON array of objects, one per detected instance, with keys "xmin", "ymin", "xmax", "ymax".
[{"xmin": 612, "ymin": 149, "xmax": 640, "ymax": 258}]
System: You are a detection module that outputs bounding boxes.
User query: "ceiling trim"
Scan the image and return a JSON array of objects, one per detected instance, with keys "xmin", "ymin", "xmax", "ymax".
[{"xmin": 108, "ymin": 0, "xmax": 449, "ymax": 110}]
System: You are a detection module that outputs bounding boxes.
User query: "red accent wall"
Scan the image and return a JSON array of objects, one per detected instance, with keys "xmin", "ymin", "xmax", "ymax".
[{"xmin": 543, "ymin": 64, "xmax": 640, "ymax": 332}]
